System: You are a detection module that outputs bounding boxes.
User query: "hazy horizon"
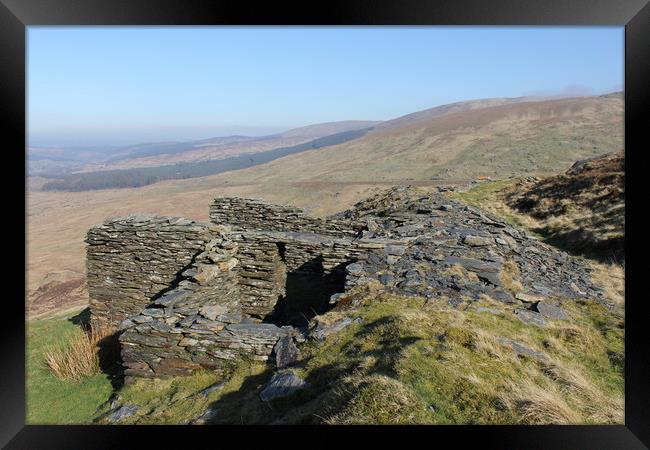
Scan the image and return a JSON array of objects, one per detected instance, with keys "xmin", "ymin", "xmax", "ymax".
[{"xmin": 28, "ymin": 26, "xmax": 623, "ymax": 148}]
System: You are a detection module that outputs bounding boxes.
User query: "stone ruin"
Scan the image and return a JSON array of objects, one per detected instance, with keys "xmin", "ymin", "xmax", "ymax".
[{"xmin": 86, "ymin": 186, "xmax": 608, "ymax": 383}]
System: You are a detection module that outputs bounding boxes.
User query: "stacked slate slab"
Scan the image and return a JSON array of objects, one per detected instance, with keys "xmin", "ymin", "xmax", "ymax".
[
  {"xmin": 85, "ymin": 215, "xmax": 216, "ymax": 327},
  {"xmin": 210, "ymin": 197, "xmax": 363, "ymax": 237},
  {"xmin": 231, "ymin": 231, "xmax": 389, "ymax": 318}
]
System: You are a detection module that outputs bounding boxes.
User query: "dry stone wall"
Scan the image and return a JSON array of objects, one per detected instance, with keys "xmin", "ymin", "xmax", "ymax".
[
  {"xmin": 210, "ymin": 197, "xmax": 363, "ymax": 237},
  {"xmin": 117, "ymin": 233, "xmax": 300, "ymax": 381},
  {"xmin": 107, "ymin": 220, "xmax": 405, "ymax": 381},
  {"xmin": 233, "ymin": 230, "xmax": 407, "ymax": 319},
  {"xmin": 86, "ymin": 215, "xmax": 215, "ymax": 327}
]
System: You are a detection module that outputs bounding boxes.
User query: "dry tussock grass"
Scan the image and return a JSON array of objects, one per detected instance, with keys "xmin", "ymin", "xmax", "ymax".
[
  {"xmin": 443, "ymin": 264, "xmax": 480, "ymax": 282},
  {"xmin": 473, "ymin": 329, "xmax": 510, "ymax": 360},
  {"xmin": 499, "ymin": 260, "xmax": 524, "ymax": 294},
  {"xmin": 44, "ymin": 324, "xmax": 115, "ymax": 382},
  {"xmin": 589, "ymin": 261, "xmax": 625, "ymax": 307},
  {"xmin": 325, "ymin": 375, "xmax": 431, "ymax": 425},
  {"xmin": 538, "ymin": 361, "xmax": 624, "ymax": 424},
  {"xmin": 501, "ymin": 381, "xmax": 582, "ymax": 424}
]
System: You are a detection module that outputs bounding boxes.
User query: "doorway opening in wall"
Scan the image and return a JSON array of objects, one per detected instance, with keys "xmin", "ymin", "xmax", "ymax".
[{"xmin": 264, "ymin": 243, "xmax": 348, "ymax": 327}]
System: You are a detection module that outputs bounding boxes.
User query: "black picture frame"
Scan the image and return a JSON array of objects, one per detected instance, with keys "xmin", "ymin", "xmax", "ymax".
[{"xmin": 2, "ymin": 0, "xmax": 647, "ymax": 447}]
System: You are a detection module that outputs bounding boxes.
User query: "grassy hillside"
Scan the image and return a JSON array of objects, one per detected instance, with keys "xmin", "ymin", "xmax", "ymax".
[
  {"xmin": 212, "ymin": 96, "xmax": 622, "ymax": 184},
  {"xmin": 26, "ymin": 309, "xmax": 113, "ymax": 423},
  {"xmin": 88, "ymin": 286, "xmax": 622, "ymax": 425},
  {"xmin": 40, "ymin": 128, "xmax": 372, "ymax": 192},
  {"xmin": 504, "ymin": 151, "xmax": 624, "ymax": 262},
  {"xmin": 373, "ymin": 95, "xmax": 554, "ymax": 132},
  {"xmin": 26, "ymin": 284, "xmax": 622, "ymax": 425},
  {"xmin": 451, "ymin": 151, "xmax": 625, "ymax": 264}
]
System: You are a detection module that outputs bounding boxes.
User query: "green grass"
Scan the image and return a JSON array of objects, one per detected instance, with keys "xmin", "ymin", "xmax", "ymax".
[
  {"xmin": 25, "ymin": 251, "xmax": 623, "ymax": 425},
  {"xmin": 97, "ymin": 289, "xmax": 623, "ymax": 425},
  {"xmin": 27, "ymin": 287, "xmax": 622, "ymax": 425},
  {"xmin": 321, "ymin": 293, "xmax": 623, "ymax": 424},
  {"xmin": 451, "ymin": 179, "xmax": 531, "ymax": 227},
  {"xmin": 26, "ymin": 309, "xmax": 113, "ymax": 424}
]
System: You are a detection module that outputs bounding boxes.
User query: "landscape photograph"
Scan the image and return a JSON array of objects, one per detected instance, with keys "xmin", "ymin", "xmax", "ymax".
[{"xmin": 26, "ymin": 26, "xmax": 625, "ymax": 425}]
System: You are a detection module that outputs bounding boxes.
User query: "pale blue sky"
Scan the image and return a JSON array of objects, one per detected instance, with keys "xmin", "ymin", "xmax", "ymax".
[{"xmin": 28, "ymin": 27, "xmax": 624, "ymax": 147}]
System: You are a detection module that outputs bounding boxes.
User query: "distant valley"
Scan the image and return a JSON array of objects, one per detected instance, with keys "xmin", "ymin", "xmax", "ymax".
[
  {"xmin": 28, "ymin": 120, "xmax": 380, "ymax": 177},
  {"xmin": 30, "ymin": 93, "xmax": 622, "ymax": 193}
]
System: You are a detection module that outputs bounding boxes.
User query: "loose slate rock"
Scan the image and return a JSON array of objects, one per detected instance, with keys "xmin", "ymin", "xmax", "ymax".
[
  {"xmin": 274, "ymin": 335, "xmax": 300, "ymax": 368},
  {"xmin": 490, "ymin": 289, "xmax": 515, "ymax": 304},
  {"xmin": 498, "ymin": 337, "xmax": 548, "ymax": 362},
  {"xmin": 104, "ymin": 404, "xmax": 139, "ymax": 423},
  {"xmin": 535, "ymin": 302, "xmax": 567, "ymax": 320},
  {"xmin": 516, "ymin": 292, "xmax": 545, "ymax": 303},
  {"xmin": 476, "ymin": 307, "xmax": 505, "ymax": 316},
  {"xmin": 200, "ymin": 380, "xmax": 227, "ymax": 397},
  {"xmin": 514, "ymin": 309, "xmax": 547, "ymax": 327},
  {"xmin": 463, "ymin": 235, "xmax": 493, "ymax": 247},
  {"xmin": 192, "ymin": 407, "xmax": 218, "ymax": 425},
  {"xmin": 259, "ymin": 370, "xmax": 309, "ymax": 402},
  {"xmin": 310, "ymin": 317, "xmax": 362, "ymax": 341}
]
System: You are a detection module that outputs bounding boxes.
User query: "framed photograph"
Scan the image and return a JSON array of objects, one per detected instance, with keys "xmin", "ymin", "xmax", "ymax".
[{"xmin": 2, "ymin": 0, "xmax": 647, "ymax": 447}]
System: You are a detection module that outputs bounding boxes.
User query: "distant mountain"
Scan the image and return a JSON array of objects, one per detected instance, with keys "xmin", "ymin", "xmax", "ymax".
[
  {"xmin": 373, "ymin": 96, "xmax": 559, "ymax": 132},
  {"xmin": 214, "ymin": 94, "xmax": 623, "ymax": 184},
  {"xmin": 30, "ymin": 93, "xmax": 623, "ymax": 185},
  {"xmin": 105, "ymin": 136, "xmax": 259, "ymax": 163},
  {"xmin": 278, "ymin": 120, "xmax": 381, "ymax": 139},
  {"xmin": 50, "ymin": 121, "xmax": 381, "ymax": 173},
  {"xmin": 39, "ymin": 127, "xmax": 374, "ymax": 192}
]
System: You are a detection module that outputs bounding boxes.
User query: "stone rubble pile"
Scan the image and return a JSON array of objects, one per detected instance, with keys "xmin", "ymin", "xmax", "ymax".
[{"xmin": 337, "ymin": 186, "xmax": 604, "ymax": 310}]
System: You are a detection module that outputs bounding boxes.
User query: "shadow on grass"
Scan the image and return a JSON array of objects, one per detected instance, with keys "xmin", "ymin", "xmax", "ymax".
[
  {"xmin": 67, "ymin": 307, "xmax": 125, "ymax": 390},
  {"xmin": 201, "ymin": 316, "xmax": 422, "ymax": 424},
  {"xmin": 534, "ymin": 229, "xmax": 624, "ymax": 264},
  {"xmin": 68, "ymin": 307, "xmax": 91, "ymax": 327}
]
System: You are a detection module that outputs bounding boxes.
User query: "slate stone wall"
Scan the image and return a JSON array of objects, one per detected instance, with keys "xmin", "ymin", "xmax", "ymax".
[
  {"xmin": 209, "ymin": 197, "xmax": 363, "ymax": 237},
  {"xmin": 85, "ymin": 215, "xmax": 215, "ymax": 327},
  {"xmin": 116, "ymin": 232, "xmax": 300, "ymax": 382}
]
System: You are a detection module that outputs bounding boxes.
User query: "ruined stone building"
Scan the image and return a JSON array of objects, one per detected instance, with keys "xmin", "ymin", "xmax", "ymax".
[{"xmin": 86, "ymin": 187, "xmax": 606, "ymax": 382}]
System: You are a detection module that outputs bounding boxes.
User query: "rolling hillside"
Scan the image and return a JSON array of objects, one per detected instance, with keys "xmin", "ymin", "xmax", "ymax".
[
  {"xmin": 197, "ymin": 95, "xmax": 623, "ymax": 184},
  {"xmin": 372, "ymin": 95, "xmax": 557, "ymax": 132},
  {"xmin": 279, "ymin": 120, "xmax": 381, "ymax": 139},
  {"xmin": 72, "ymin": 121, "xmax": 381, "ymax": 172}
]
